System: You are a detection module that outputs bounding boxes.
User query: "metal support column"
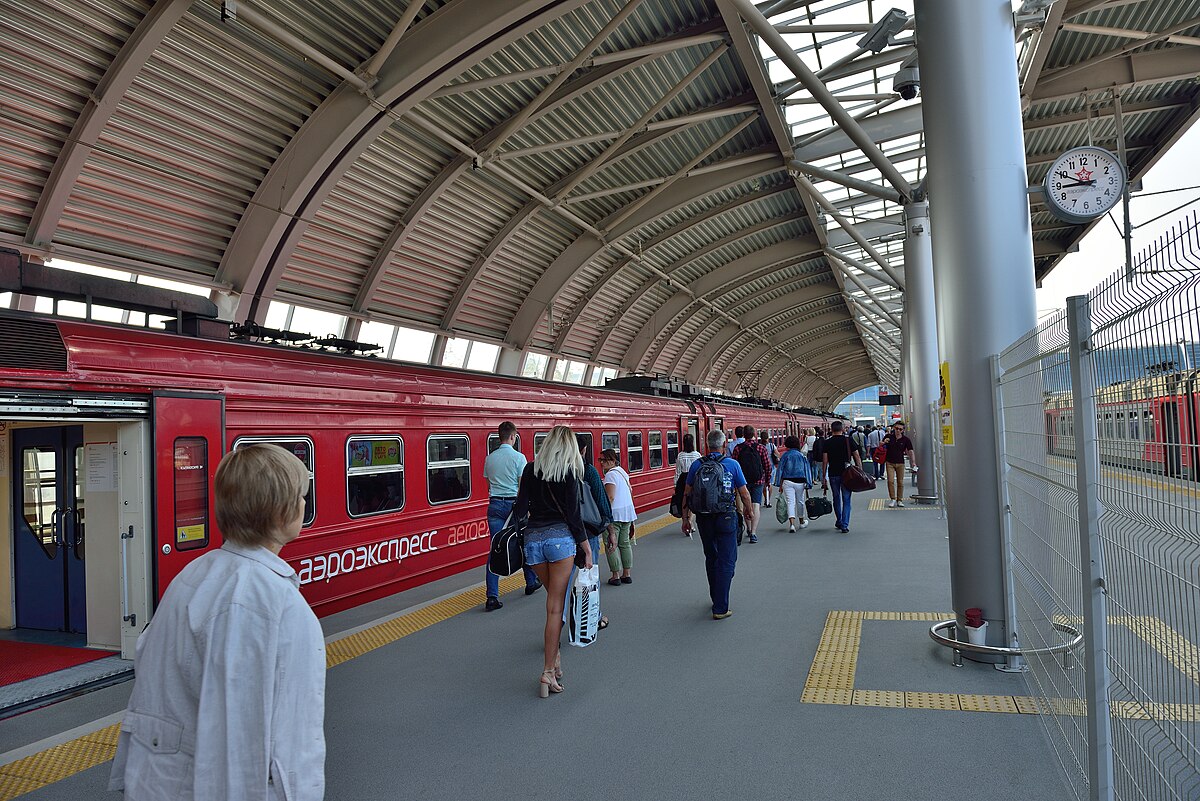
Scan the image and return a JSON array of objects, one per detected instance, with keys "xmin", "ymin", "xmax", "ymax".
[
  {"xmin": 903, "ymin": 200, "xmax": 938, "ymax": 502},
  {"xmin": 1066, "ymin": 295, "xmax": 1115, "ymax": 801},
  {"xmin": 914, "ymin": 0, "xmax": 1038, "ymax": 653}
]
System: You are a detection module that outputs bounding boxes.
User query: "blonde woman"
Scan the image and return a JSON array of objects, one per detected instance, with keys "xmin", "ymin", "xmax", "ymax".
[
  {"xmin": 512, "ymin": 424, "xmax": 591, "ymax": 697},
  {"xmin": 110, "ymin": 444, "xmax": 325, "ymax": 800}
]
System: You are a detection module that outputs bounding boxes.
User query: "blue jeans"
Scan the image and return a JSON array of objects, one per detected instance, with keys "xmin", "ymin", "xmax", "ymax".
[
  {"xmin": 829, "ymin": 476, "xmax": 853, "ymax": 529},
  {"xmin": 696, "ymin": 512, "xmax": 738, "ymax": 615},
  {"xmin": 485, "ymin": 498, "xmax": 538, "ymax": 598}
]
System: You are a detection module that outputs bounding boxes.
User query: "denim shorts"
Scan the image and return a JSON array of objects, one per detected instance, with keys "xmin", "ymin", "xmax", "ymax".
[
  {"xmin": 524, "ymin": 523, "xmax": 576, "ymax": 566},
  {"xmin": 748, "ymin": 484, "xmax": 764, "ymax": 504}
]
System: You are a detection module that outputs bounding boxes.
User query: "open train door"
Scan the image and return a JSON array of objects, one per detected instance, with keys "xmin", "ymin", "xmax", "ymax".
[{"xmin": 152, "ymin": 392, "xmax": 225, "ymax": 600}]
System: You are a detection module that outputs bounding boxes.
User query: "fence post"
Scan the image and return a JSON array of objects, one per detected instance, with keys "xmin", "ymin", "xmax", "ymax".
[
  {"xmin": 989, "ymin": 355, "xmax": 1024, "ymax": 673},
  {"xmin": 1065, "ymin": 295, "xmax": 1114, "ymax": 801}
]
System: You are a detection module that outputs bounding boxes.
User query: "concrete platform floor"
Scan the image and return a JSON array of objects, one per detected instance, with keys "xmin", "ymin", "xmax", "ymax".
[{"xmin": 1, "ymin": 483, "xmax": 1072, "ymax": 800}]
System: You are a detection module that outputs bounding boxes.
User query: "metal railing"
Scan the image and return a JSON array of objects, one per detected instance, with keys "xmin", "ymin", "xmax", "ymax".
[{"xmin": 996, "ymin": 212, "xmax": 1200, "ymax": 801}]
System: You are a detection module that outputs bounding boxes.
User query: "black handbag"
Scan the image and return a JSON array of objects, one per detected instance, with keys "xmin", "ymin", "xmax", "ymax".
[
  {"xmin": 579, "ymin": 480, "xmax": 604, "ymax": 535},
  {"xmin": 805, "ymin": 489, "xmax": 833, "ymax": 519},
  {"xmin": 488, "ymin": 513, "xmax": 525, "ymax": 576},
  {"xmin": 669, "ymin": 473, "xmax": 687, "ymax": 518}
]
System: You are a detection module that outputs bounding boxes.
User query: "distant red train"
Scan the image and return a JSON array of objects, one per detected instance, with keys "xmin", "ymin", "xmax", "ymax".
[{"xmin": 0, "ymin": 312, "xmax": 828, "ymax": 654}]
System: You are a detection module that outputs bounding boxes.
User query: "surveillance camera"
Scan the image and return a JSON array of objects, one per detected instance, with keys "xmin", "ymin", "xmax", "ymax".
[
  {"xmin": 857, "ymin": 8, "xmax": 909, "ymax": 53},
  {"xmin": 892, "ymin": 54, "xmax": 919, "ymax": 100}
]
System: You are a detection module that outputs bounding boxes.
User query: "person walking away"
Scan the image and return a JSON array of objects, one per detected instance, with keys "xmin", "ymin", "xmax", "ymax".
[
  {"xmin": 808, "ymin": 427, "xmax": 826, "ymax": 484},
  {"xmin": 865, "ymin": 424, "xmax": 885, "ymax": 480},
  {"xmin": 732, "ymin": 426, "xmax": 772, "ymax": 543},
  {"xmin": 681, "ymin": 430, "xmax": 752, "ymax": 620},
  {"xmin": 728, "ymin": 426, "xmax": 745, "ymax": 456},
  {"xmin": 482, "ymin": 421, "xmax": 541, "ymax": 611},
  {"xmin": 109, "ymin": 444, "xmax": 326, "ymax": 801},
  {"xmin": 759, "ymin": 431, "xmax": 777, "ymax": 508},
  {"xmin": 512, "ymin": 425, "xmax": 592, "ymax": 697},
  {"xmin": 851, "ymin": 426, "xmax": 866, "ymax": 454},
  {"xmin": 821, "ymin": 421, "xmax": 864, "ymax": 533},
  {"xmin": 674, "ymin": 434, "xmax": 703, "ymax": 537},
  {"xmin": 579, "ymin": 434, "xmax": 612, "ymax": 630},
  {"xmin": 774, "ymin": 435, "xmax": 813, "ymax": 532},
  {"xmin": 599, "ymin": 448, "xmax": 636, "ymax": 586},
  {"xmin": 882, "ymin": 422, "xmax": 917, "ymax": 507}
]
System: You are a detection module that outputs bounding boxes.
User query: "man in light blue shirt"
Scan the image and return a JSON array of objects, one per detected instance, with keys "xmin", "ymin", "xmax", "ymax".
[{"xmin": 483, "ymin": 421, "xmax": 540, "ymax": 610}]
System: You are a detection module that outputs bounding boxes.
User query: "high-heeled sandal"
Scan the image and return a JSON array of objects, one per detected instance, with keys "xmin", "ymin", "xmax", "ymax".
[
  {"xmin": 538, "ymin": 669, "xmax": 563, "ymax": 698},
  {"xmin": 553, "ymin": 653, "xmax": 563, "ymax": 684}
]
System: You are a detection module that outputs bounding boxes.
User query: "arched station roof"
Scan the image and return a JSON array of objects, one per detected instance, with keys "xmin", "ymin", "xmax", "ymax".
[{"xmin": 1, "ymin": 0, "xmax": 1197, "ymax": 407}]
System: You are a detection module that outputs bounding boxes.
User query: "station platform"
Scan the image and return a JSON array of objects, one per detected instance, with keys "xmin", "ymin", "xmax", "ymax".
[{"xmin": 0, "ymin": 482, "xmax": 1071, "ymax": 801}]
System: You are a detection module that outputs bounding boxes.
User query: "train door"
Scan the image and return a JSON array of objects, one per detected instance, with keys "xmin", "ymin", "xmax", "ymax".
[
  {"xmin": 152, "ymin": 392, "xmax": 224, "ymax": 598},
  {"xmin": 1162, "ymin": 401, "xmax": 1182, "ymax": 478},
  {"xmin": 12, "ymin": 426, "xmax": 86, "ymax": 632},
  {"xmin": 683, "ymin": 416, "xmax": 699, "ymax": 451}
]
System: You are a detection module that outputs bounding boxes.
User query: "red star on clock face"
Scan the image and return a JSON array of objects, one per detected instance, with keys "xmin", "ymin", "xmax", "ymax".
[{"xmin": 1074, "ymin": 166, "xmax": 1093, "ymax": 182}]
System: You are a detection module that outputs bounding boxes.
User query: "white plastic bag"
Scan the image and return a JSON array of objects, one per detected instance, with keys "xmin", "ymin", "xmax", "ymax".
[{"xmin": 568, "ymin": 565, "xmax": 600, "ymax": 648}]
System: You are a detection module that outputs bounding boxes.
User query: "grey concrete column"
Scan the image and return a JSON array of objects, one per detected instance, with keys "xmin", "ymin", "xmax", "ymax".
[
  {"xmin": 914, "ymin": 0, "xmax": 1037, "ymax": 652},
  {"xmin": 496, "ymin": 346, "xmax": 523, "ymax": 376},
  {"xmin": 903, "ymin": 200, "xmax": 939, "ymax": 501}
]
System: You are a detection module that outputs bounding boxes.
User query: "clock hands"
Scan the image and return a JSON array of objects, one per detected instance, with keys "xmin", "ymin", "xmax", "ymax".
[{"xmin": 1055, "ymin": 170, "xmax": 1096, "ymax": 189}]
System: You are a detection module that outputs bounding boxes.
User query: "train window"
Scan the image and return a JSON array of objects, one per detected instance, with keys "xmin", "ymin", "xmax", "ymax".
[
  {"xmin": 346, "ymin": 436, "xmax": 404, "ymax": 518},
  {"xmin": 1103, "ymin": 413, "xmax": 1113, "ymax": 438},
  {"xmin": 1128, "ymin": 411, "xmax": 1140, "ymax": 441},
  {"xmin": 233, "ymin": 437, "xmax": 316, "ymax": 526},
  {"xmin": 666, "ymin": 431, "xmax": 678, "ymax": 465},
  {"xmin": 577, "ymin": 432, "xmax": 593, "ymax": 465},
  {"xmin": 174, "ymin": 437, "xmax": 209, "ymax": 550},
  {"xmin": 1115, "ymin": 412, "xmax": 1126, "ymax": 440},
  {"xmin": 602, "ymin": 431, "xmax": 620, "ymax": 461},
  {"xmin": 428, "ymin": 435, "xmax": 470, "ymax": 504},
  {"xmin": 533, "ymin": 432, "xmax": 549, "ymax": 456},
  {"xmin": 487, "ymin": 433, "xmax": 521, "ymax": 454},
  {"xmin": 627, "ymin": 432, "xmax": 643, "ymax": 472},
  {"xmin": 649, "ymin": 431, "xmax": 663, "ymax": 469},
  {"xmin": 20, "ymin": 446, "xmax": 59, "ymax": 558},
  {"xmin": 1143, "ymin": 409, "xmax": 1154, "ymax": 441}
]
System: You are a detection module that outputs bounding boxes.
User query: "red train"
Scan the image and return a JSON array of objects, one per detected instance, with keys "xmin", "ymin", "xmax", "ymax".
[
  {"xmin": 0, "ymin": 311, "xmax": 828, "ymax": 657},
  {"xmin": 1044, "ymin": 368, "xmax": 1200, "ymax": 479}
]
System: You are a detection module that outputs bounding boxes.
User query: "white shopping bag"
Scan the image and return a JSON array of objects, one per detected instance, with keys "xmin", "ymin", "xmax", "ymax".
[{"xmin": 568, "ymin": 565, "xmax": 600, "ymax": 647}]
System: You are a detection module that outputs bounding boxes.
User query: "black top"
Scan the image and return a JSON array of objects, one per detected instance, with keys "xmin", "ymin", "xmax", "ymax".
[
  {"xmin": 822, "ymin": 434, "xmax": 862, "ymax": 479},
  {"xmin": 512, "ymin": 463, "xmax": 586, "ymax": 544}
]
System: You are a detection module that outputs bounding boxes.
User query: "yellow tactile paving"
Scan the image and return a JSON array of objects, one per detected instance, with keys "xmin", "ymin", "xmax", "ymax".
[
  {"xmin": 906, "ymin": 692, "xmax": 961, "ymax": 711},
  {"xmin": 867, "ymin": 499, "xmax": 939, "ymax": 510},
  {"xmin": 853, "ymin": 689, "xmax": 906, "ymax": 707},
  {"xmin": 1014, "ymin": 695, "xmax": 1048, "ymax": 715},
  {"xmin": 1125, "ymin": 615, "xmax": 1200, "ymax": 687},
  {"xmin": 800, "ymin": 688, "xmax": 853, "ymax": 705},
  {"xmin": 0, "ymin": 514, "xmax": 682, "ymax": 801},
  {"xmin": 958, "ymin": 694, "xmax": 1020, "ymax": 714}
]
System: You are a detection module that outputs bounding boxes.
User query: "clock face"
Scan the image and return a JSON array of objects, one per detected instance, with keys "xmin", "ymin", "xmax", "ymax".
[{"xmin": 1042, "ymin": 146, "xmax": 1125, "ymax": 224}]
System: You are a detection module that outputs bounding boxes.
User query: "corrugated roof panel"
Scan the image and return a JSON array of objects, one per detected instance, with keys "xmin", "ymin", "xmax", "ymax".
[{"xmin": 0, "ymin": 0, "xmax": 139, "ymax": 235}]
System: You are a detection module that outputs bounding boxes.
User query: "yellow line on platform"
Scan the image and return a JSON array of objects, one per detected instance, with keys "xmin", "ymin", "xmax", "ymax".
[
  {"xmin": 800, "ymin": 610, "xmax": 1200, "ymax": 721},
  {"xmin": 0, "ymin": 516, "xmax": 677, "ymax": 800}
]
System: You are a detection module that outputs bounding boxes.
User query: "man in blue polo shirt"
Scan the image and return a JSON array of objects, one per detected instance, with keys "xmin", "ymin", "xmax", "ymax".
[
  {"xmin": 680, "ymin": 430, "xmax": 752, "ymax": 620},
  {"xmin": 483, "ymin": 421, "xmax": 540, "ymax": 611}
]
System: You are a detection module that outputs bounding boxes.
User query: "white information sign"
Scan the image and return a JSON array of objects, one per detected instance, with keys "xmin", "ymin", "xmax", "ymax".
[{"xmin": 86, "ymin": 442, "xmax": 119, "ymax": 492}]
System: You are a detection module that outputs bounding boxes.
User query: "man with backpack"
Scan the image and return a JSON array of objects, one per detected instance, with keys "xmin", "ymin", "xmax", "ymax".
[
  {"xmin": 732, "ymin": 425, "xmax": 772, "ymax": 544},
  {"xmin": 821, "ymin": 420, "xmax": 865, "ymax": 533},
  {"xmin": 681, "ymin": 430, "xmax": 753, "ymax": 620}
]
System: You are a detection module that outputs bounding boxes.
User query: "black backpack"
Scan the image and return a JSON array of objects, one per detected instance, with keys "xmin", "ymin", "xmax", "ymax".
[
  {"xmin": 690, "ymin": 456, "xmax": 733, "ymax": 514},
  {"xmin": 734, "ymin": 442, "xmax": 763, "ymax": 484}
]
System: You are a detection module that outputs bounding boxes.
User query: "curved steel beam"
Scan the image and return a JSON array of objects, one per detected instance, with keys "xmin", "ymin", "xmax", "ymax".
[
  {"xmin": 358, "ymin": 45, "xmax": 669, "ymax": 316},
  {"xmin": 577, "ymin": 215, "xmax": 804, "ymax": 357},
  {"xmin": 776, "ymin": 352, "xmax": 874, "ymax": 403},
  {"xmin": 624, "ymin": 240, "xmax": 826, "ymax": 370},
  {"xmin": 718, "ymin": 321, "xmax": 857, "ymax": 391},
  {"xmin": 546, "ymin": 169, "xmax": 788, "ymax": 344},
  {"xmin": 505, "ymin": 156, "xmax": 786, "ymax": 348},
  {"xmin": 26, "ymin": 0, "xmax": 193, "ymax": 248},
  {"xmin": 758, "ymin": 336, "xmax": 870, "ymax": 396},
  {"xmin": 216, "ymin": 0, "xmax": 588, "ymax": 322},
  {"xmin": 639, "ymin": 264, "xmax": 836, "ymax": 375},
  {"xmin": 680, "ymin": 292, "xmax": 845, "ymax": 382}
]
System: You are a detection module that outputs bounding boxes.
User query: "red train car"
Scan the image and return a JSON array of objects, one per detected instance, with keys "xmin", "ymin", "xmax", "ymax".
[{"xmin": 0, "ymin": 312, "xmax": 826, "ymax": 659}]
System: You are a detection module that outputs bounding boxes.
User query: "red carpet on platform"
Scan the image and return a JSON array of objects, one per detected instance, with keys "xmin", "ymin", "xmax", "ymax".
[{"xmin": 0, "ymin": 640, "xmax": 112, "ymax": 687}]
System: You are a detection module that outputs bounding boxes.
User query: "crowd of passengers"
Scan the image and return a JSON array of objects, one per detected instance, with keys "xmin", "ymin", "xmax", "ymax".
[{"xmin": 108, "ymin": 419, "xmax": 916, "ymax": 799}]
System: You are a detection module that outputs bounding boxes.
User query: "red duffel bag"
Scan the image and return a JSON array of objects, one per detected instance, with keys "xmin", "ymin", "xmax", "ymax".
[{"xmin": 841, "ymin": 463, "xmax": 877, "ymax": 493}]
